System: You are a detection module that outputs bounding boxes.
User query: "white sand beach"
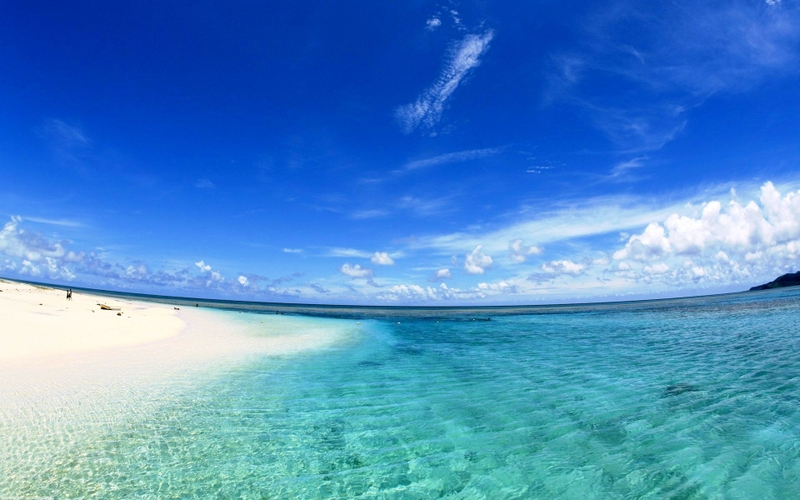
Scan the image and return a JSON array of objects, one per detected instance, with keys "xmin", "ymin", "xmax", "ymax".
[
  {"xmin": 0, "ymin": 278, "xmax": 353, "ymax": 365},
  {"xmin": 0, "ymin": 279, "xmax": 355, "ymax": 428},
  {"xmin": 0, "ymin": 279, "xmax": 185, "ymax": 362}
]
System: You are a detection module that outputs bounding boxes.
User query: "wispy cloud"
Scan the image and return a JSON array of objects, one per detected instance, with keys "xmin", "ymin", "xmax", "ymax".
[
  {"xmin": 413, "ymin": 194, "xmax": 687, "ymax": 257},
  {"xmin": 326, "ymin": 247, "xmax": 373, "ymax": 258},
  {"xmin": 395, "ymin": 30, "xmax": 495, "ymax": 134},
  {"xmin": 588, "ymin": 103, "xmax": 687, "ymax": 154},
  {"xmin": 41, "ymin": 119, "xmax": 90, "ymax": 149},
  {"xmin": 351, "ymin": 209, "xmax": 392, "ymax": 220},
  {"xmin": 21, "ymin": 216, "xmax": 83, "ymax": 228},
  {"xmin": 283, "ymin": 248, "xmax": 303, "ymax": 254},
  {"xmin": 397, "ymin": 195, "xmax": 454, "ymax": 217},
  {"xmin": 397, "ymin": 147, "xmax": 502, "ymax": 174},
  {"xmin": 195, "ymin": 178, "xmax": 215, "ymax": 189},
  {"xmin": 39, "ymin": 119, "xmax": 93, "ymax": 174},
  {"xmin": 546, "ymin": 1, "xmax": 800, "ymax": 153},
  {"xmin": 350, "ymin": 194, "xmax": 457, "ymax": 220},
  {"xmin": 610, "ymin": 156, "xmax": 648, "ymax": 178}
]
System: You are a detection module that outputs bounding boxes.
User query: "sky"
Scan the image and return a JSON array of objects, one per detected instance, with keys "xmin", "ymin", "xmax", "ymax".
[{"xmin": 2, "ymin": 0, "xmax": 800, "ymax": 305}]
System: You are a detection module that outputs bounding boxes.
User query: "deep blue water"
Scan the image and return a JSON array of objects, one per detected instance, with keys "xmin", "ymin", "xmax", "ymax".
[{"xmin": 3, "ymin": 288, "xmax": 800, "ymax": 498}]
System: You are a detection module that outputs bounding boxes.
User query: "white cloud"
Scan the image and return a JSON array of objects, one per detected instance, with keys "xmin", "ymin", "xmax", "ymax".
[
  {"xmin": 477, "ymin": 280, "xmax": 517, "ymax": 293},
  {"xmin": 643, "ymin": 262, "xmax": 669, "ymax": 275},
  {"xmin": 436, "ymin": 268, "xmax": 452, "ymax": 279},
  {"xmin": 0, "ymin": 216, "xmax": 67, "ymax": 261},
  {"xmin": 613, "ymin": 222, "xmax": 671, "ymax": 260},
  {"xmin": 464, "ymin": 245, "xmax": 493, "ymax": 274},
  {"xmin": 450, "ymin": 10, "xmax": 462, "ymax": 27},
  {"xmin": 400, "ymin": 147, "xmax": 501, "ymax": 173},
  {"xmin": 397, "ymin": 195, "xmax": 452, "ymax": 217},
  {"xmin": 340, "ymin": 263, "xmax": 373, "ymax": 278},
  {"xmin": 237, "ymin": 275, "xmax": 248, "ymax": 286},
  {"xmin": 371, "ymin": 252, "xmax": 395, "ymax": 265},
  {"xmin": 381, "ymin": 284, "xmax": 439, "ymax": 301},
  {"xmin": 195, "ymin": 260, "xmax": 224, "ymax": 285},
  {"xmin": 42, "ymin": 119, "xmax": 89, "ymax": 148},
  {"xmin": 377, "ymin": 282, "xmax": 474, "ymax": 302},
  {"xmin": 126, "ymin": 264, "xmax": 148, "ymax": 277},
  {"xmin": 327, "ymin": 247, "xmax": 373, "ymax": 258},
  {"xmin": 426, "ymin": 17, "xmax": 442, "ymax": 30},
  {"xmin": 596, "ymin": 181, "xmax": 800, "ymax": 290},
  {"xmin": 610, "ymin": 156, "xmax": 648, "ymax": 178},
  {"xmin": 20, "ymin": 260, "xmax": 41, "ymax": 277},
  {"xmin": 378, "ymin": 279, "xmax": 524, "ymax": 303},
  {"xmin": 509, "ymin": 239, "xmax": 543, "ymax": 263},
  {"xmin": 395, "ymin": 30, "xmax": 495, "ymax": 133},
  {"xmin": 283, "ymin": 248, "xmax": 303, "ymax": 253},
  {"xmin": 351, "ymin": 209, "xmax": 391, "ymax": 220},
  {"xmin": 614, "ymin": 182, "xmax": 800, "ymax": 262},
  {"xmin": 21, "ymin": 216, "xmax": 83, "ymax": 228},
  {"xmin": 545, "ymin": 2, "xmax": 800, "ymax": 154},
  {"xmin": 541, "ymin": 260, "xmax": 586, "ymax": 275},
  {"xmin": 413, "ymin": 193, "xmax": 688, "ymax": 258}
]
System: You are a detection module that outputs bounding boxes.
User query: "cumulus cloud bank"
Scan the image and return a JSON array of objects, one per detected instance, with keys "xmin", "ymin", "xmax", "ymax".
[
  {"xmin": 614, "ymin": 182, "xmax": 800, "ymax": 262},
  {"xmin": 607, "ymin": 182, "xmax": 800, "ymax": 288}
]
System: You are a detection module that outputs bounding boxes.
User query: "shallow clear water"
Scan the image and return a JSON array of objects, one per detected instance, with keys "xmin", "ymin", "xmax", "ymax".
[{"xmin": 3, "ymin": 288, "xmax": 800, "ymax": 498}]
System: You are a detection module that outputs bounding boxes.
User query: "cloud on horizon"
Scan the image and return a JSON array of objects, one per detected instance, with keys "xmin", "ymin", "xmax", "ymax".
[{"xmin": 3, "ymin": 179, "xmax": 800, "ymax": 304}]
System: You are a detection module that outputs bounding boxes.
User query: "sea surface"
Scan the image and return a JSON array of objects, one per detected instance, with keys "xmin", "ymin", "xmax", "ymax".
[{"xmin": 2, "ymin": 287, "xmax": 800, "ymax": 499}]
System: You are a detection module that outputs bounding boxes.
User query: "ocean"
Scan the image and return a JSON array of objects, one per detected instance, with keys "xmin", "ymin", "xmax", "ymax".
[{"xmin": 2, "ymin": 287, "xmax": 800, "ymax": 498}]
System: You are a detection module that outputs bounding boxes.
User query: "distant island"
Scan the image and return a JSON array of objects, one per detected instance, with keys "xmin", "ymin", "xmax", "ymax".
[{"xmin": 750, "ymin": 271, "xmax": 800, "ymax": 291}]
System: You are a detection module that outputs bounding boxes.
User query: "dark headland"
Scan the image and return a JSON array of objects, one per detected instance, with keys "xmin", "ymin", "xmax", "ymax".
[{"xmin": 750, "ymin": 271, "xmax": 800, "ymax": 291}]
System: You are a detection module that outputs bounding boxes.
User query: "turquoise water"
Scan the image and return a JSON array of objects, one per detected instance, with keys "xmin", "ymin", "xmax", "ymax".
[{"xmin": 3, "ymin": 288, "xmax": 800, "ymax": 498}]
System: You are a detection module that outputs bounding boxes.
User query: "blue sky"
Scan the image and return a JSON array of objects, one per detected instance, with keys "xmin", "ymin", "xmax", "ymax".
[{"xmin": 2, "ymin": 0, "xmax": 800, "ymax": 304}]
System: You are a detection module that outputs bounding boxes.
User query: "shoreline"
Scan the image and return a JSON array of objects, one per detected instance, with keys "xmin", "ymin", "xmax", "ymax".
[{"xmin": 0, "ymin": 278, "xmax": 360, "ymax": 471}]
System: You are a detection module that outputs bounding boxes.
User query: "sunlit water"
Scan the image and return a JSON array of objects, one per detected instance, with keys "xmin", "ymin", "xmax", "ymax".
[{"xmin": 2, "ymin": 288, "xmax": 800, "ymax": 498}]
